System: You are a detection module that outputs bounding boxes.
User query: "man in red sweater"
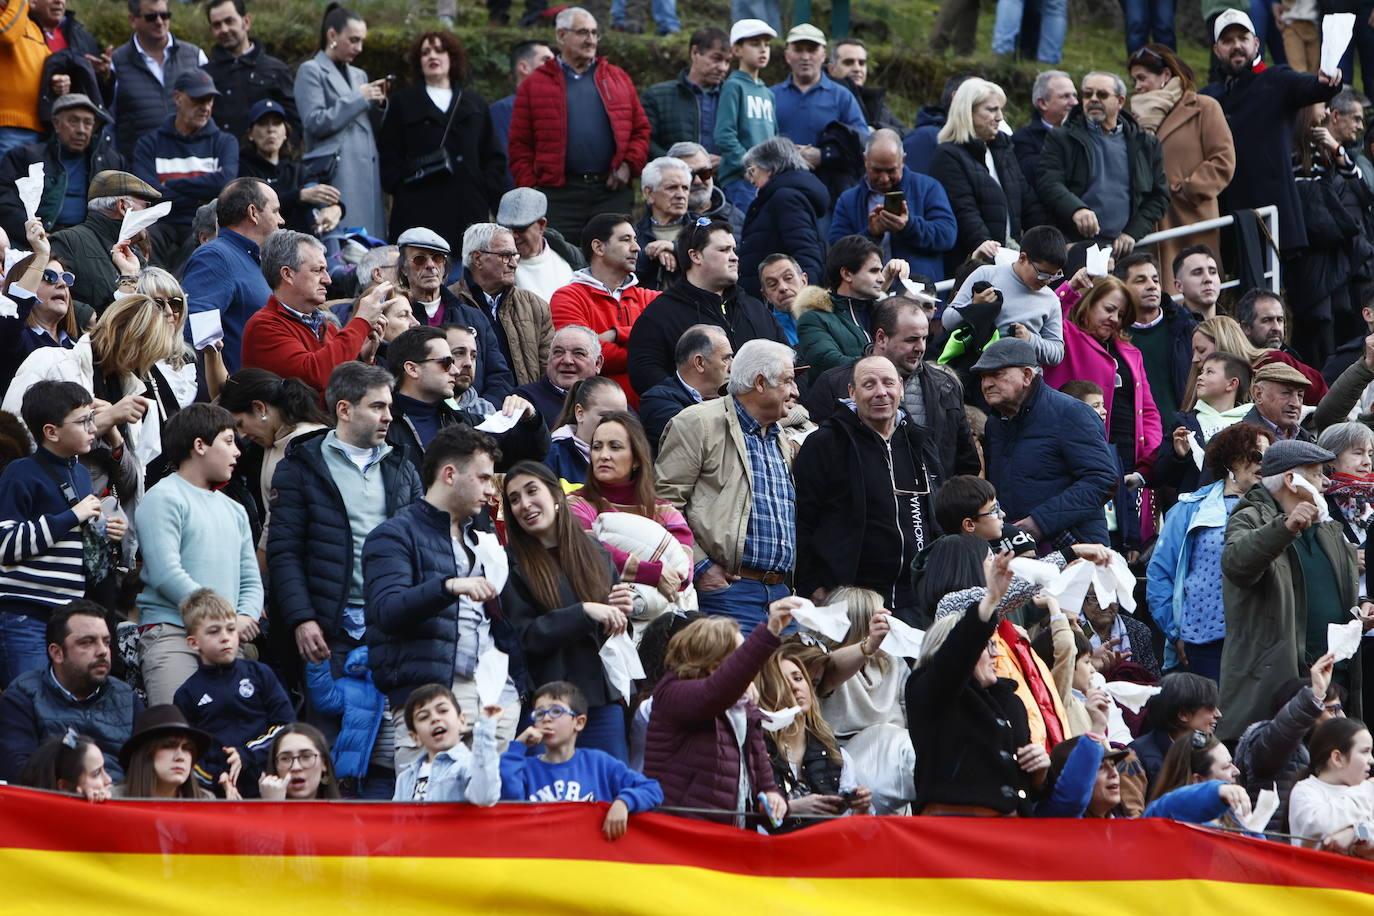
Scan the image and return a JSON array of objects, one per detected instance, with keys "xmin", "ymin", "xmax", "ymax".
[
  {"xmin": 549, "ymin": 212, "xmax": 658, "ymax": 405},
  {"xmin": 240, "ymin": 229, "xmax": 387, "ymax": 392},
  {"xmin": 507, "ymin": 6, "xmax": 651, "ymax": 240}
]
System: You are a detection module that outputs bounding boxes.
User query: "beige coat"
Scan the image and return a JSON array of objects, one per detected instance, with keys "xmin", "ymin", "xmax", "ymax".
[
  {"xmin": 448, "ymin": 282, "xmax": 554, "ymax": 387},
  {"xmin": 655, "ymin": 395, "xmax": 795, "ymax": 572}
]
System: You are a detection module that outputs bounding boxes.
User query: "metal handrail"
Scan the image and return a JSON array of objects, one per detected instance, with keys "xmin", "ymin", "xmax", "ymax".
[{"xmin": 933, "ymin": 205, "xmax": 1281, "ymax": 296}]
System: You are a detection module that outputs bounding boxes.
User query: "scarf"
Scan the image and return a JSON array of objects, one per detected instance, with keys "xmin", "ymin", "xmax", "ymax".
[
  {"xmin": 1128, "ymin": 77, "xmax": 1183, "ymax": 134},
  {"xmin": 998, "ymin": 618, "xmax": 1065, "ymax": 748}
]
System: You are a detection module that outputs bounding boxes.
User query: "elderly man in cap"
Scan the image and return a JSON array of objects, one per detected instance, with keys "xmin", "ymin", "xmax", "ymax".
[
  {"xmin": 1220, "ymin": 439, "xmax": 1374, "ymax": 741},
  {"xmin": 975, "ymin": 337, "xmax": 1118, "ymax": 547},
  {"xmin": 1203, "ymin": 9, "xmax": 1341, "ymax": 262},
  {"xmin": 1245, "ymin": 363, "xmax": 1316, "ymax": 442},
  {"xmin": 48, "ymin": 169, "xmax": 159, "ymax": 314},
  {"xmin": 499, "ymin": 187, "xmax": 585, "ymax": 302},
  {"xmin": 132, "ymin": 68, "xmax": 237, "ymax": 263},
  {"xmin": 395, "ymin": 226, "xmax": 516, "ymax": 404},
  {"xmin": 0, "ymin": 95, "xmax": 124, "ymax": 245},
  {"xmin": 770, "ymin": 23, "xmax": 869, "ymax": 169},
  {"xmin": 667, "ymin": 140, "xmax": 745, "ymax": 233}
]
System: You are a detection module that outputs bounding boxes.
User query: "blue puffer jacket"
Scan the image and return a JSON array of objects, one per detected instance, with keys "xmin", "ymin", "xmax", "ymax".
[
  {"xmin": 737, "ymin": 168, "xmax": 829, "ymax": 300},
  {"xmin": 1145, "ymin": 480, "xmax": 1231, "ymax": 670},
  {"xmin": 305, "ymin": 645, "xmax": 386, "ymax": 779},
  {"xmin": 363, "ymin": 498, "xmax": 529, "ymax": 707},
  {"xmin": 267, "ymin": 433, "xmax": 422, "ymax": 657},
  {"xmin": 984, "ymin": 378, "xmax": 1118, "ymax": 546},
  {"xmin": 827, "ymin": 169, "xmax": 958, "ymax": 281}
]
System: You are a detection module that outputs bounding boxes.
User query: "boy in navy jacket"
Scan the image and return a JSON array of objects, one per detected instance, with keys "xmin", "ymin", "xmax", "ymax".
[
  {"xmin": 501, "ymin": 681, "xmax": 663, "ymax": 840},
  {"xmin": 173, "ymin": 588, "xmax": 291, "ymax": 795}
]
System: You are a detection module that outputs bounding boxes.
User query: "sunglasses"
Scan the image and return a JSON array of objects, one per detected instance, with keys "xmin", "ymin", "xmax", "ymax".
[
  {"xmin": 415, "ymin": 355, "xmax": 456, "ymax": 370},
  {"xmin": 1033, "ymin": 268, "xmax": 1064, "ymax": 284},
  {"xmin": 42, "ymin": 268, "xmax": 75, "ymax": 287},
  {"xmin": 692, "ymin": 167, "xmax": 716, "ymax": 182},
  {"xmin": 152, "ymin": 295, "xmax": 185, "ymax": 314},
  {"xmin": 409, "ymin": 251, "xmax": 446, "ymax": 266},
  {"xmin": 1083, "ymin": 89, "xmax": 1117, "ymax": 101},
  {"xmin": 140, "ymin": 10, "xmax": 172, "ymax": 21},
  {"xmin": 1129, "ymin": 46, "xmax": 1165, "ymax": 66}
]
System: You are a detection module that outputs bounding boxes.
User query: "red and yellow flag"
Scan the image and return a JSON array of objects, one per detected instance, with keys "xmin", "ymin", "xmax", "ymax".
[{"xmin": 1, "ymin": 785, "xmax": 1371, "ymax": 913}]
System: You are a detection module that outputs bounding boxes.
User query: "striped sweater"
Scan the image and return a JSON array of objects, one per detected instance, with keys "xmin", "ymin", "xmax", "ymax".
[{"xmin": 0, "ymin": 448, "xmax": 91, "ymax": 612}]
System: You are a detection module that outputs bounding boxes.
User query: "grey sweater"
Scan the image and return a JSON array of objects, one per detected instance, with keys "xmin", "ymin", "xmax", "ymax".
[{"xmin": 944, "ymin": 262, "xmax": 1065, "ymax": 366}]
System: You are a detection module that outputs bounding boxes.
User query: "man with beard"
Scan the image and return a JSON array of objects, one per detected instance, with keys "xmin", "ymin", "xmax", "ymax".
[
  {"xmin": 0, "ymin": 601, "xmax": 142, "ymax": 781},
  {"xmin": 1202, "ymin": 9, "xmax": 1341, "ymax": 257},
  {"xmin": 667, "ymin": 140, "xmax": 744, "ymax": 233},
  {"xmin": 1037, "ymin": 70, "xmax": 1169, "ymax": 258}
]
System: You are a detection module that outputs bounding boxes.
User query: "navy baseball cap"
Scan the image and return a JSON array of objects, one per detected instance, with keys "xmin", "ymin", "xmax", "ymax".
[
  {"xmin": 248, "ymin": 98, "xmax": 287, "ymax": 125},
  {"xmin": 173, "ymin": 69, "xmax": 220, "ymax": 98}
]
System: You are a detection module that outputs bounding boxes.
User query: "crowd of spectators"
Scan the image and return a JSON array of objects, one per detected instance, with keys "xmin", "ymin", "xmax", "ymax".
[{"xmin": 1, "ymin": 0, "xmax": 1374, "ymax": 863}]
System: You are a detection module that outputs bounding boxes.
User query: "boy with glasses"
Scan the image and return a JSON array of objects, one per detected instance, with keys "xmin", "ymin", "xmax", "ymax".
[
  {"xmin": 501, "ymin": 681, "xmax": 662, "ymax": 839},
  {"xmin": 0, "ymin": 381, "xmax": 123, "ymax": 686}
]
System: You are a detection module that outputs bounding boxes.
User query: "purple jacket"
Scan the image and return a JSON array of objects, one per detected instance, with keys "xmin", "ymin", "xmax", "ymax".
[{"xmin": 643, "ymin": 623, "xmax": 780, "ymax": 820}]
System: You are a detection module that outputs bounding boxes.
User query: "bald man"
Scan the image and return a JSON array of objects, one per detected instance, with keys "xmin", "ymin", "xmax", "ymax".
[{"xmin": 827, "ymin": 128, "xmax": 957, "ymax": 281}]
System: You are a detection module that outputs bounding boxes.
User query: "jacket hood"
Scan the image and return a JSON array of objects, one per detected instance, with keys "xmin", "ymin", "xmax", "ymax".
[
  {"xmin": 757, "ymin": 167, "xmax": 830, "ymax": 215},
  {"xmin": 794, "ymin": 285, "xmax": 833, "ymax": 315},
  {"xmin": 913, "ymin": 105, "xmax": 946, "ymax": 128},
  {"xmin": 345, "ymin": 645, "xmax": 369, "ymax": 676}
]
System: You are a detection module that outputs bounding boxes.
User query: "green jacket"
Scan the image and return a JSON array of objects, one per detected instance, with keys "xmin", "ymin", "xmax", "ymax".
[
  {"xmin": 640, "ymin": 70, "xmax": 716, "ymax": 159},
  {"xmin": 1219, "ymin": 483, "xmax": 1361, "ymax": 743},
  {"xmin": 1036, "ymin": 107, "xmax": 1170, "ymax": 242},
  {"xmin": 795, "ymin": 287, "xmax": 873, "ymax": 377},
  {"xmin": 48, "ymin": 210, "xmax": 142, "ymax": 319},
  {"xmin": 715, "ymin": 69, "xmax": 776, "ymax": 186}
]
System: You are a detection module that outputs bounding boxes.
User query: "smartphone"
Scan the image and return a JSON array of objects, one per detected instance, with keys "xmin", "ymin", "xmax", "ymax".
[{"xmin": 883, "ymin": 190, "xmax": 906, "ymax": 213}]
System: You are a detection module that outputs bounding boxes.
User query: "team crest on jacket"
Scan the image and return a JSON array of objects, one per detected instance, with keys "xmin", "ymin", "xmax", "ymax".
[{"xmin": 238, "ymin": 678, "xmax": 255, "ymax": 699}]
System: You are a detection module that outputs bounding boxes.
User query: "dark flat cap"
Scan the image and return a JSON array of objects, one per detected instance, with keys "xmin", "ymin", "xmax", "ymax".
[
  {"xmin": 970, "ymin": 337, "xmax": 1038, "ymax": 373},
  {"xmin": 86, "ymin": 170, "xmax": 161, "ymax": 202},
  {"xmin": 1258, "ymin": 439, "xmax": 1334, "ymax": 477}
]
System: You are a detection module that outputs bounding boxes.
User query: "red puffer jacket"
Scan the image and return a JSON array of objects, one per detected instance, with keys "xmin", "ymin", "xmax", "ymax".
[
  {"xmin": 508, "ymin": 56, "xmax": 651, "ymax": 188},
  {"xmin": 643, "ymin": 623, "xmax": 780, "ymax": 822}
]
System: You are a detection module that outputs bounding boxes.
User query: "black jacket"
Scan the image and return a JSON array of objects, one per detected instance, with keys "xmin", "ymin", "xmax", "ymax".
[
  {"xmin": 0, "ymin": 132, "xmax": 124, "ymax": 244},
  {"xmin": 1149, "ymin": 408, "xmax": 1207, "ymax": 494},
  {"xmin": 203, "ymin": 42, "xmax": 299, "ymax": 140},
  {"xmin": 639, "ymin": 374, "xmax": 700, "ymax": 453},
  {"xmin": 499, "ymin": 545, "xmax": 621, "ymax": 708},
  {"xmin": 803, "ymin": 358, "xmax": 979, "ymax": 481},
  {"xmin": 633, "ymin": 209, "xmax": 697, "ymax": 292},
  {"xmin": 1011, "ymin": 118, "xmax": 1050, "ymax": 188},
  {"xmin": 927, "ymin": 133, "xmax": 1034, "ymax": 276},
  {"xmin": 429, "ymin": 284, "xmax": 517, "ymax": 404},
  {"xmin": 905, "ymin": 607, "xmax": 1036, "ymax": 815},
  {"xmin": 794, "ymin": 407, "xmax": 937, "ymax": 610},
  {"xmin": 237, "ymin": 147, "xmax": 315, "ymax": 233},
  {"xmin": 626, "ymin": 276, "xmax": 785, "ymax": 394},
  {"xmin": 836, "ymin": 75, "xmax": 905, "ymax": 134},
  {"xmin": 737, "ymin": 168, "xmax": 829, "ymax": 300},
  {"xmin": 379, "ymin": 83, "xmax": 507, "ymax": 250},
  {"xmin": 385, "ymin": 396, "xmax": 550, "ymax": 478}
]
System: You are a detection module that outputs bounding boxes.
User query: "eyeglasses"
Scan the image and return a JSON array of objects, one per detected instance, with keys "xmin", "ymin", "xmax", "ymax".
[
  {"xmin": 1246, "ymin": 450, "xmax": 1264, "ymax": 465},
  {"xmin": 42, "ymin": 268, "xmax": 75, "ymax": 287},
  {"xmin": 974, "ymin": 501, "xmax": 1004, "ymax": 519},
  {"xmin": 566, "ymin": 27, "xmax": 599, "ymax": 37},
  {"xmin": 692, "ymin": 167, "xmax": 716, "ymax": 182},
  {"xmin": 275, "ymin": 750, "xmax": 320, "ymax": 769},
  {"xmin": 415, "ymin": 355, "xmax": 456, "ymax": 369},
  {"xmin": 478, "ymin": 249, "xmax": 520, "ymax": 263},
  {"xmin": 152, "ymin": 295, "xmax": 185, "ymax": 314},
  {"xmin": 1082, "ymin": 88, "xmax": 1117, "ymax": 101},
  {"xmin": 1033, "ymin": 268, "xmax": 1064, "ymax": 284},
  {"xmin": 140, "ymin": 10, "xmax": 172, "ymax": 21},
  {"xmin": 531, "ymin": 705, "xmax": 574, "ymax": 722},
  {"xmin": 62, "ymin": 412, "xmax": 97, "ymax": 430},
  {"xmin": 1325, "ymin": 701, "xmax": 1345, "ymax": 715},
  {"xmin": 985, "ymin": 639, "xmax": 1001, "ymax": 657},
  {"xmin": 409, "ymin": 252, "xmax": 446, "ymax": 266}
]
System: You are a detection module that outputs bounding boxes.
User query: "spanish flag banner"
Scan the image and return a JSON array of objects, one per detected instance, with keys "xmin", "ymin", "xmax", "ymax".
[{"xmin": 2, "ymin": 785, "xmax": 1371, "ymax": 914}]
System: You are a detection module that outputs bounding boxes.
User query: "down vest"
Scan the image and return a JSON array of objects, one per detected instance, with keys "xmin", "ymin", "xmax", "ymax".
[
  {"xmin": 643, "ymin": 622, "xmax": 781, "ymax": 819},
  {"xmin": 362, "ymin": 498, "xmax": 529, "ymax": 707},
  {"xmin": 0, "ymin": 666, "xmax": 143, "ymax": 782},
  {"xmin": 509, "ymin": 56, "xmax": 651, "ymax": 188},
  {"xmin": 266, "ymin": 434, "xmax": 422, "ymax": 649}
]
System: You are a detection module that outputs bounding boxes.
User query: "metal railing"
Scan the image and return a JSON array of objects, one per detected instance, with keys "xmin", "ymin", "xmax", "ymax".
[{"xmin": 933, "ymin": 205, "xmax": 1281, "ymax": 296}]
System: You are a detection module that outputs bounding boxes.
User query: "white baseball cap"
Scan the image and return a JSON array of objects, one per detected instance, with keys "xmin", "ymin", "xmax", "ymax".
[
  {"xmin": 730, "ymin": 18, "xmax": 776, "ymax": 45},
  {"xmin": 1213, "ymin": 8, "xmax": 1255, "ymax": 41}
]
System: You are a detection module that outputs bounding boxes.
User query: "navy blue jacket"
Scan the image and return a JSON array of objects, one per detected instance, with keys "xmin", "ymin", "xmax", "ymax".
[
  {"xmin": 902, "ymin": 106, "xmax": 945, "ymax": 174},
  {"xmin": 132, "ymin": 115, "xmax": 238, "ymax": 226},
  {"xmin": 182, "ymin": 228, "xmax": 274, "ymax": 373},
  {"xmin": 174, "ymin": 657, "xmax": 293, "ymax": 790},
  {"xmin": 737, "ymin": 168, "xmax": 829, "ymax": 300},
  {"xmin": 385, "ymin": 396, "xmax": 550, "ymax": 478},
  {"xmin": 828, "ymin": 169, "xmax": 958, "ymax": 281},
  {"xmin": 544, "ymin": 437, "xmax": 588, "ymax": 486},
  {"xmin": 984, "ymin": 378, "xmax": 1118, "ymax": 546},
  {"xmin": 513, "ymin": 375, "xmax": 568, "ymax": 430},
  {"xmin": 435, "ymin": 284, "xmax": 516, "ymax": 404},
  {"xmin": 638, "ymin": 374, "xmax": 699, "ymax": 453},
  {"xmin": 362, "ymin": 498, "xmax": 529, "ymax": 707},
  {"xmin": 305, "ymin": 645, "xmax": 386, "ymax": 779},
  {"xmin": 1011, "ymin": 118, "xmax": 1050, "ymax": 189},
  {"xmin": 267, "ymin": 433, "xmax": 421, "ymax": 654},
  {"xmin": 0, "ymin": 666, "xmax": 143, "ymax": 782}
]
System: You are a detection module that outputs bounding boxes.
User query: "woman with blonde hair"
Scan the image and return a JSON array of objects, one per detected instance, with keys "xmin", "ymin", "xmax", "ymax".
[
  {"xmin": 135, "ymin": 266, "xmax": 227, "ymax": 406},
  {"xmin": 1187, "ymin": 314, "xmax": 1325, "ymax": 408},
  {"xmin": 928, "ymin": 78, "xmax": 1036, "ymax": 276}
]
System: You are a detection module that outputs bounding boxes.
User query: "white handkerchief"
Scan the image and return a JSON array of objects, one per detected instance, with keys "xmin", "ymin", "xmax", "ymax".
[
  {"xmin": 473, "ymin": 647, "xmax": 509, "ymax": 709},
  {"xmin": 189, "ymin": 309, "xmax": 223, "ymax": 350},
  {"xmin": 118, "ymin": 200, "xmax": 172, "ymax": 244},
  {"xmin": 896, "ymin": 277, "xmax": 937, "ymax": 305},
  {"xmin": 1242, "ymin": 785, "xmax": 1280, "ymax": 833},
  {"xmin": 1322, "ymin": 13, "xmax": 1356, "ymax": 76},
  {"xmin": 471, "ymin": 530, "xmax": 509, "ymax": 594},
  {"xmin": 1084, "ymin": 244, "xmax": 1111, "ymax": 278},
  {"xmin": 993, "ymin": 246, "xmax": 1018, "ymax": 267},
  {"xmin": 1329, "ymin": 618, "xmax": 1364, "ymax": 662},
  {"xmin": 598, "ymin": 631, "xmax": 645, "ymax": 702},
  {"xmin": 1188, "ymin": 431, "xmax": 1206, "ymax": 471},
  {"xmin": 1010, "ymin": 557, "xmax": 1060, "ymax": 587},
  {"xmin": 1290, "ymin": 474, "xmax": 1332, "ymax": 522},
  {"xmin": 790, "ymin": 599, "xmax": 851, "ymax": 643},
  {"xmin": 16, "ymin": 162, "xmax": 43, "ymax": 221},
  {"xmin": 881, "ymin": 616, "xmax": 925, "ymax": 658},
  {"xmin": 475, "ymin": 411, "xmax": 520, "ymax": 434},
  {"xmin": 760, "ymin": 706, "xmax": 802, "ymax": 732},
  {"xmin": 1044, "ymin": 560, "xmax": 1095, "ymax": 612},
  {"xmin": 1103, "ymin": 679, "xmax": 1160, "ymax": 714}
]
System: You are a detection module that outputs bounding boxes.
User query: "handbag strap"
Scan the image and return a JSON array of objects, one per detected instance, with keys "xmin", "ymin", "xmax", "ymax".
[{"xmin": 436, "ymin": 89, "xmax": 463, "ymax": 152}]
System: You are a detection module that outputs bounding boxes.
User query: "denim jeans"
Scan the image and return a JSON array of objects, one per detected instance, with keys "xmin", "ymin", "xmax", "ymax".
[
  {"xmin": 613, "ymin": 0, "xmax": 679, "ymax": 31},
  {"xmin": 0, "ymin": 127, "xmax": 42, "ymax": 159},
  {"xmin": 696, "ymin": 578, "xmax": 792, "ymax": 636},
  {"xmin": 992, "ymin": 0, "xmax": 1068, "ymax": 62},
  {"xmin": 1182, "ymin": 639, "xmax": 1224, "ymax": 684},
  {"xmin": 1247, "ymin": 0, "xmax": 1287, "ymax": 65},
  {"xmin": 1119, "ymin": 0, "xmax": 1176, "ymax": 54},
  {"xmin": 0, "ymin": 611, "xmax": 48, "ymax": 689},
  {"xmin": 730, "ymin": 0, "xmax": 781, "ymax": 32}
]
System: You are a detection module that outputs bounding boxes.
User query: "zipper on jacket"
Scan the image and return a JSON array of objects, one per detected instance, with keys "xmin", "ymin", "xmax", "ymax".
[{"xmin": 880, "ymin": 429, "xmax": 902, "ymax": 608}]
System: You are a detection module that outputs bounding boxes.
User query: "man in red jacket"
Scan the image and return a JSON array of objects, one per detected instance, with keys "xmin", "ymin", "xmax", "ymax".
[
  {"xmin": 508, "ymin": 6, "xmax": 651, "ymax": 240},
  {"xmin": 240, "ymin": 229, "xmax": 386, "ymax": 392}
]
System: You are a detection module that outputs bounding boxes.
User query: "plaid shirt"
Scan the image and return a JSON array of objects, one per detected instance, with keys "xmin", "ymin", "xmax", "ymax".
[{"xmin": 734, "ymin": 400, "xmax": 795, "ymax": 573}]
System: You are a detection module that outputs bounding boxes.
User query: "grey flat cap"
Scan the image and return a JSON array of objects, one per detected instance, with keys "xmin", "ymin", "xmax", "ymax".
[
  {"xmin": 1258, "ymin": 439, "xmax": 1335, "ymax": 477},
  {"xmin": 52, "ymin": 93, "xmax": 110, "ymax": 123},
  {"xmin": 395, "ymin": 226, "xmax": 450, "ymax": 254},
  {"xmin": 496, "ymin": 187, "xmax": 548, "ymax": 228},
  {"xmin": 969, "ymin": 337, "xmax": 1039, "ymax": 373}
]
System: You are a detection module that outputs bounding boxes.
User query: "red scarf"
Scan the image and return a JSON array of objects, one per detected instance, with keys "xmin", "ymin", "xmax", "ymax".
[{"xmin": 998, "ymin": 618, "xmax": 1065, "ymax": 748}]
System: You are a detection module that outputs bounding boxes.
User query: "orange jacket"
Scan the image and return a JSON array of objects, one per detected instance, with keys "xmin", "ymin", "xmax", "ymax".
[{"xmin": 0, "ymin": 0, "xmax": 48, "ymax": 132}]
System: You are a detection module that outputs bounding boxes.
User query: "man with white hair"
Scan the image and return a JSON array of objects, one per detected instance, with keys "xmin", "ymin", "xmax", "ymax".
[
  {"xmin": 507, "ymin": 6, "xmax": 651, "ymax": 238},
  {"xmin": 49, "ymin": 170, "xmax": 159, "ymax": 316},
  {"xmin": 354, "ymin": 244, "xmax": 399, "ymax": 296},
  {"xmin": 657, "ymin": 338, "xmax": 799, "ymax": 634},
  {"xmin": 448, "ymin": 222, "xmax": 554, "ymax": 387},
  {"xmin": 633, "ymin": 155, "xmax": 694, "ymax": 291},
  {"xmin": 514, "ymin": 324, "xmax": 604, "ymax": 428},
  {"xmin": 1012, "ymin": 69, "xmax": 1077, "ymax": 183},
  {"xmin": 1219, "ymin": 439, "xmax": 1373, "ymax": 741},
  {"xmin": 667, "ymin": 140, "xmax": 745, "ymax": 233},
  {"xmin": 1037, "ymin": 70, "xmax": 1169, "ymax": 258}
]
